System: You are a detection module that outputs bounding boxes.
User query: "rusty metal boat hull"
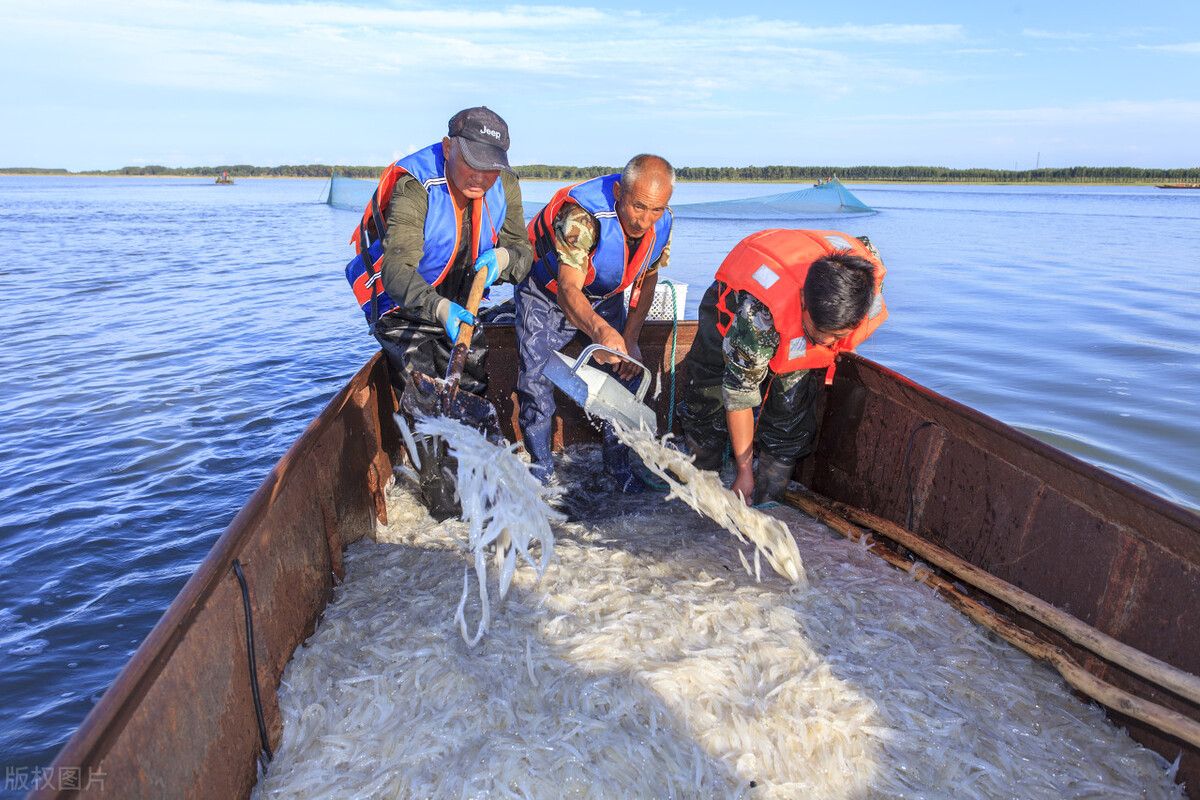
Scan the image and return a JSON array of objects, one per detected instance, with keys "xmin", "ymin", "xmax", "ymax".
[{"xmin": 33, "ymin": 321, "xmax": 1200, "ymax": 798}]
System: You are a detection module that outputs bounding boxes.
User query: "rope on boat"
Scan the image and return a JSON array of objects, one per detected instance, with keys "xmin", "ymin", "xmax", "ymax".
[
  {"xmin": 905, "ymin": 421, "xmax": 941, "ymax": 529},
  {"xmin": 233, "ymin": 559, "xmax": 274, "ymax": 765},
  {"xmin": 634, "ymin": 282, "xmax": 682, "ymax": 492},
  {"xmin": 664, "ymin": 280, "xmax": 679, "ymax": 434}
]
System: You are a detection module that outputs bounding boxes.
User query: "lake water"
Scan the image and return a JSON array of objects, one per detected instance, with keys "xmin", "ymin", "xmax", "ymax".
[{"xmin": 1, "ymin": 176, "xmax": 1197, "ymax": 790}]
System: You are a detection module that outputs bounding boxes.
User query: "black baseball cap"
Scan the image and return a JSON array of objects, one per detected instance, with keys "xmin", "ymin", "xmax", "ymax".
[{"xmin": 448, "ymin": 107, "xmax": 513, "ymax": 173}]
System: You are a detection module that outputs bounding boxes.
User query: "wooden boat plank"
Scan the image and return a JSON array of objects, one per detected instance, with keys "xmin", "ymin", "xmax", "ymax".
[
  {"xmin": 1102, "ymin": 544, "xmax": 1200, "ymax": 666},
  {"xmin": 813, "ymin": 355, "xmax": 1200, "ymax": 634},
  {"xmin": 828, "ymin": 355, "xmax": 1200, "ymax": 558},
  {"xmin": 33, "ymin": 355, "xmax": 398, "ymax": 799}
]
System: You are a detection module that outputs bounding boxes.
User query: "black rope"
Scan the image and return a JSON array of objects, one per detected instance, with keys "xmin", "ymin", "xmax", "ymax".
[
  {"xmin": 232, "ymin": 559, "xmax": 274, "ymax": 765},
  {"xmin": 359, "ymin": 225, "xmax": 381, "ymax": 333},
  {"xmin": 369, "ymin": 191, "xmax": 387, "ymax": 244},
  {"xmin": 905, "ymin": 421, "xmax": 941, "ymax": 530}
]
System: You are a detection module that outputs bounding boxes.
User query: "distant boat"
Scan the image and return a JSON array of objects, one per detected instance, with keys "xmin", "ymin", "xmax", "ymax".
[
  {"xmin": 1156, "ymin": 183, "xmax": 1200, "ymax": 189},
  {"xmin": 216, "ymin": 173, "xmax": 235, "ymax": 185}
]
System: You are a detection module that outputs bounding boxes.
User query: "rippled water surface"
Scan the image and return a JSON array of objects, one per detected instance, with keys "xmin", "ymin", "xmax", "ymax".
[{"xmin": 0, "ymin": 176, "xmax": 1197, "ymax": 787}]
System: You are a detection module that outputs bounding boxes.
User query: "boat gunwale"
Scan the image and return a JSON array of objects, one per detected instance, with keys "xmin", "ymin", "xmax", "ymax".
[
  {"xmin": 34, "ymin": 353, "xmax": 391, "ymax": 793},
  {"xmin": 837, "ymin": 351, "xmax": 1200, "ymax": 541}
]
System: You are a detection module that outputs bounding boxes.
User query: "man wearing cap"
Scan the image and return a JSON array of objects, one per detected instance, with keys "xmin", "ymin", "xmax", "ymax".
[
  {"xmin": 345, "ymin": 106, "xmax": 533, "ymax": 397},
  {"xmin": 514, "ymin": 154, "xmax": 675, "ymax": 491}
]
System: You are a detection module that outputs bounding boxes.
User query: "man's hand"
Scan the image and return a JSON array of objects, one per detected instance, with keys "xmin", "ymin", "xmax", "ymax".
[
  {"xmin": 438, "ymin": 301, "xmax": 475, "ymax": 340},
  {"xmin": 731, "ymin": 468, "xmax": 755, "ymax": 505},
  {"xmin": 473, "ymin": 250, "xmax": 500, "ymax": 288},
  {"xmin": 591, "ymin": 324, "xmax": 638, "ymax": 375},
  {"xmin": 614, "ymin": 336, "xmax": 643, "ymax": 381},
  {"xmin": 727, "ymin": 407, "xmax": 755, "ymax": 505}
]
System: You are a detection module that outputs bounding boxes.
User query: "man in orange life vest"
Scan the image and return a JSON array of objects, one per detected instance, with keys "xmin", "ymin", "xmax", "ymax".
[
  {"xmin": 677, "ymin": 229, "xmax": 887, "ymax": 505},
  {"xmin": 515, "ymin": 155, "xmax": 675, "ymax": 490},
  {"xmin": 344, "ymin": 107, "xmax": 533, "ymax": 396}
]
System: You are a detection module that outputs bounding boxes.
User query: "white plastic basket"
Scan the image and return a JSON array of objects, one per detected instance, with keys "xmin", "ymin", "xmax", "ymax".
[{"xmin": 625, "ymin": 279, "xmax": 687, "ymax": 320}]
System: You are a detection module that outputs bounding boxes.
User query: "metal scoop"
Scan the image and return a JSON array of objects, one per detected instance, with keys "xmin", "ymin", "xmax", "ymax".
[{"xmin": 543, "ymin": 343, "xmax": 657, "ymax": 434}]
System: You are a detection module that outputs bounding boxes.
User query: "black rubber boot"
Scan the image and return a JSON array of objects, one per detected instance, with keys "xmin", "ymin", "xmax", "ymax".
[
  {"xmin": 417, "ymin": 437, "xmax": 461, "ymax": 521},
  {"xmin": 602, "ymin": 425, "xmax": 645, "ymax": 494},
  {"xmin": 522, "ymin": 421, "xmax": 555, "ymax": 485},
  {"xmin": 751, "ymin": 453, "xmax": 796, "ymax": 505},
  {"xmin": 682, "ymin": 434, "xmax": 725, "ymax": 472}
]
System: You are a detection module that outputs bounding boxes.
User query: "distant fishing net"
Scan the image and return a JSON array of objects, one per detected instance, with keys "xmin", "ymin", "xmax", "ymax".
[
  {"xmin": 326, "ymin": 172, "xmax": 547, "ymax": 219},
  {"xmin": 325, "ymin": 173, "xmax": 376, "ymax": 211},
  {"xmin": 671, "ymin": 180, "xmax": 873, "ymax": 219},
  {"xmin": 326, "ymin": 173, "xmax": 872, "ymax": 218}
]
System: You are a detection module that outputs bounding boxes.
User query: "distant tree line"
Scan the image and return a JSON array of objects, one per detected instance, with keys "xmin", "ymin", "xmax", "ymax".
[
  {"xmin": 6, "ymin": 163, "xmax": 1198, "ymax": 184},
  {"xmin": 104, "ymin": 164, "xmax": 373, "ymax": 178},
  {"xmin": 0, "ymin": 167, "xmax": 71, "ymax": 175},
  {"xmin": 528, "ymin": 165, "xmax": 1200, "ymax": 184}
]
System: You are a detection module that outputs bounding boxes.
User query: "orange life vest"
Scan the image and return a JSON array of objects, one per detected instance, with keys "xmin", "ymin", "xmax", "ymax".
[
  {"xmin": 714, "ymin": 229, "xmax": 887, "ymax": 382},
  {"xmin": 526, "ymin": 174, "xmax": 671, "ymax": 305},
  {"xmin": 345, "ymin": 143, "xmax": 504, "ymax": 327}
]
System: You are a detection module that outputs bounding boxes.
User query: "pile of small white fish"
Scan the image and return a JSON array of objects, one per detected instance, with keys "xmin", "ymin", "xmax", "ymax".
[
  {"xmin": 611, "ymin": 421, "xmax": 806, "ymax": 586},
  {"xmin": 401, "ymin": 414, "xmax": 564, "ymax": 644},
  {"xmin": 252, "ymin": 452, "xmax": 1185, "ymax": 800}
]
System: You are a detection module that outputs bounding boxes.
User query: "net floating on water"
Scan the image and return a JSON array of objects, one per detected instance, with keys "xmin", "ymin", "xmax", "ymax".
[
  {"xmin": 670, "ymin": 179, "xmax": 874, "ymax": 219},
  {"xmin": 326, "ymin": 173, "xmax": 874, "ymax": 218}
]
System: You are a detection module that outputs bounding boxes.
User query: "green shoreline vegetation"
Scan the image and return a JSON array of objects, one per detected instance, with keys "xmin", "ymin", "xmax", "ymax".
[{"xmin": 2, "ymin": 164, "xmax": 1198, "ymax": 184}]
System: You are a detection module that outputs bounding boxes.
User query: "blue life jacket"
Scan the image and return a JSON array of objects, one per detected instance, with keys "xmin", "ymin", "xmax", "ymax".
[
  {"xmin": 527, "ymin": 174, "xmax": 671, "ymax": 302},
  {"xmin": 345, "ymin": 143, "xmax": 506, "ymax": 328}
]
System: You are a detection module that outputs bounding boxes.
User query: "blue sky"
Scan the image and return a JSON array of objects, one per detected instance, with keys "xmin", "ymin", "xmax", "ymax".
[{"xmin": 2, "ymin": 0, "xmax": 1197, "ymax": 171}]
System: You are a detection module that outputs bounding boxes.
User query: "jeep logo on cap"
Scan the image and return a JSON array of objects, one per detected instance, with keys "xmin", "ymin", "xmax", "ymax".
[{"xmin": 480, "ymin": 125, "xmax": 501, "ymax": 140}]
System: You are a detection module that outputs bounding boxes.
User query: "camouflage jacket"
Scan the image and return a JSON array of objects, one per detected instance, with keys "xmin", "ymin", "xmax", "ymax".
[
  {"xmin": 552, "ymin": 203, "xmax": 670, "ymax": 278},
  {"xmin": 720, "ymin": 291, "xmax": 787, "ymax": 411},
  {"xmin": 720, "ymin": 235, "xmax": 880, "ymax": 411}
]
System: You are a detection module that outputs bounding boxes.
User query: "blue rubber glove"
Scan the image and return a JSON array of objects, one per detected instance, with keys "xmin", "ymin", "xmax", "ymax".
[
  {"xmin": 473, "ymin": 249, "xmax": 500, "ymax": 288},
  {"xmin": 442, "ymin": 301, "xmax": 475, "ymax": 340}
]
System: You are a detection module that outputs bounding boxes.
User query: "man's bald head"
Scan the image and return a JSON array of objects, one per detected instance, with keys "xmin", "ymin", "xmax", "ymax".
[{"xmin": 620, "ymin": 154, "xmax": 675, "ymax": 195}]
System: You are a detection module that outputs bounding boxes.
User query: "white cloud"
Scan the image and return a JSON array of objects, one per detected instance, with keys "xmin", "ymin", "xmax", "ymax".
[
  {"xmin": 1021, "ymin": 29, "xmax": 1092, "ymax": 40},
  {"xmin": 691, "ymin": 19, "xmax": 962, "ymax": 44},
  {"xmin": 0, "ymin": 0, "xmax": 960, "ymax": 101},
  {"xmin": 1137, "ymin": 41, "xmax": 1200, "ymax": 54}
]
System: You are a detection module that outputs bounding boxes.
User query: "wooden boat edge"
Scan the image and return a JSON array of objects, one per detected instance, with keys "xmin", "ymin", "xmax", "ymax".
[
  {"xmin": 32, "ymin": 321, "xmax": 1200, "ymax": 798},
  {"xmin": 33, "ymin": 353, "xmax": 399, "ymax": 799}
]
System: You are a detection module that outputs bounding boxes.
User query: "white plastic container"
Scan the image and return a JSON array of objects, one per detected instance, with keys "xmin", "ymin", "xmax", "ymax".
[{"xmin": 625, "ymin": 279, "xmax": 687, "ymax": 320}]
